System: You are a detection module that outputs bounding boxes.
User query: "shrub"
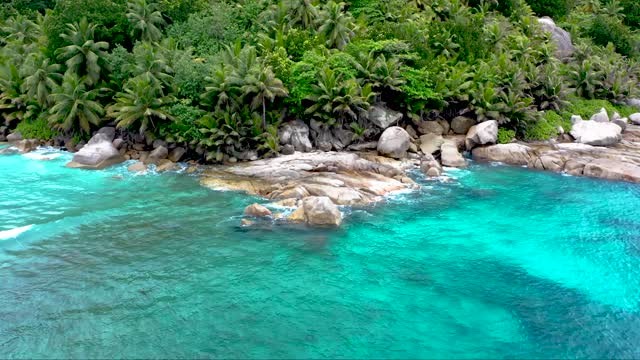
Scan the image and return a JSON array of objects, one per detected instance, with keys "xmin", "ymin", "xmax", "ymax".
[
  {"xmin": 587, "ymin": 15, "xmax": 636, "ymax": 57},
  {"xmin": 562, "ymin": 98, "xmax": 636, "ymax": 119},
  {"xmin": 621, "ymin": 0, "xmax": 640, "ymax": 30},
  {"xmin": 166, "ymin": 4, "xmax": 243, "ymax": 56},
  {"xmin": 16, "ymin": 117, "xmax": 59, "ymax": 140},
  {"xmin": 44, "ymin": 0, "xmax": 129, "ymax": 54},
  {"xmin": 524, "ymin": 0, "xmax": 569, "ymax": 19},
  {"xmin": 523, "ymin": 111, "xmax": 569, "ymax": 141},
  {"xmin": 497, "ymin": 128, "xmax": 516, "ymax": 144}
]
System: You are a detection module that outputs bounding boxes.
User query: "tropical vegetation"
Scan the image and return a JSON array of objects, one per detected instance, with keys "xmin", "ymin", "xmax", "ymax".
[{"xmin": 1, "ymin": 0, "xmax": 640, "ymax": 160}]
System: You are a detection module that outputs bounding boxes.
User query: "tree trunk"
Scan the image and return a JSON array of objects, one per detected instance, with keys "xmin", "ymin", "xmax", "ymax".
[{"xmin": 262, "ymin": 98, "xmax": 266, "ymax": 130}]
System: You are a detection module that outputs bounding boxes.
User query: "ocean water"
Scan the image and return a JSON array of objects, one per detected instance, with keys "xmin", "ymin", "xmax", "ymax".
[{"xmin": 2, "ymin": 145, "xmax": 640, "ymax": 359}]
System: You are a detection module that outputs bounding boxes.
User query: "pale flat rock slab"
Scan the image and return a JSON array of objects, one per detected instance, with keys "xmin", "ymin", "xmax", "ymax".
[
  {"xmin": 472, "ymin": 125, "xmax": 640, "ymax": 184},
  {"xmin": 201, "ymin": 151, "xmax": 413, "ymax": 205}
]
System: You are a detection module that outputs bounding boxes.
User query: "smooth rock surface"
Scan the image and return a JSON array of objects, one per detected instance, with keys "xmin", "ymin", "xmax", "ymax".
[
  {"xmin": 302, "ymin": 196, "xmax": 342, "ymax": 226},
  {"xmin": 201, "ymin": 152, "xmax": 412, "ymax": 206},
  {"xmin": 472, "ymin": 125, "xmax": 640, "ymax": 183},
  {"xmin": 630, "ymin": 113, "xmax": 640, "ymax": 125},
  {"xmin": 465, "ymin": 120, "xmax": 498, "ymax": 150},
  {"xmin": 66, "ymin": 133, "xmax": 125, "ymax": 170},
  {"xmin": 6, "ymin": 132, "xmax": 22, "ymax": 142},
  {"xmin": 570, "ymin": 119, "xmax": 622, "ymax": 146}
]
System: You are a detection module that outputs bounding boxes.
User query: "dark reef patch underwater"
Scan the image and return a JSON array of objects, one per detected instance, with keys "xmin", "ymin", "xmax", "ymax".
[{"xmin": 2, "ymin": 146, "xmax": 640, "ymax": 358}]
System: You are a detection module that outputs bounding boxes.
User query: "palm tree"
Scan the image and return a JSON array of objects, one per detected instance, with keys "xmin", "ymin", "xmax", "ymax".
[
  {"xmin": 128, "ymin": 42, "xmax": 174, "ymax": 94},
  {"xmin": 1, "ymin": 15, "xmax": 40, "ymax": 45},
  {"xmin": 317, "ymin": 1, "xmax": 356, "ymax": 50},
  {"xmin": 0, "ymin": 63, "xmax": 26, "ymax": 125},
  {"xmin": 242, "ymin": 64, "xmax": 288, "ymax": 129},
  {"xmin": 372, "ymin": 54, "xmax": 405, "ymax": 94},
  {"xmin": 127, "ymin": 0, "xmax": 166, "ymax": 43},
  {"xmin": 305, "ymin": 66, "xmax": 373, "ymax": 126},
  {"xmin": 201, "ymin": 64, "xmax": 239, "ymax": 113},
  {"xmin": 108, "ymin": 76, "xmax": 175, "ymax": 134},
  {"xmin": 56, "ymin": 18, "xmax": 109, "ymax": 86},
  {"xmin": 286, "ymin": 0, "xmax": 319, "ymax": 29},
  {"xmin": 48, "ymin": 73, "xmax": 105, "ymax": 134},
  {"xmin": 21, "ymin": 55, "xmax": 62, "ymax": 107}
]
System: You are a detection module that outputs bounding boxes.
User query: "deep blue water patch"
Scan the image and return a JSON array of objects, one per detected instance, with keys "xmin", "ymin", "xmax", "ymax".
[{"xmin": 1, "ymin": 148, "xmax": 640, "ymax": 358}]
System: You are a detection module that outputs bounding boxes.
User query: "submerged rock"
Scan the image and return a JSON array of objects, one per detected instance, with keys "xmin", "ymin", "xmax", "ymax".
[
  {"xmin": 66, "ymin": 132, "xmax": 125, "ymax": 170},
  {"xmin": 377, "ymin": 126, "xmax": 410, "ymax": 159},
  {"xmin": 302, "ymin": 196, "xmax": 342, "ymax": 226},
  {"xmin": 128, "ymin": 162, "xmax": 148, "ymax": 173},
  {"xmin": 244, "ymin": 203, "xmax": 272, "ymax": 218}
]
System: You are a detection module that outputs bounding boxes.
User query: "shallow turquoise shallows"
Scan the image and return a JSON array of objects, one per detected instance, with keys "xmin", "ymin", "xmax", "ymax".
[{"xmin": 2, "ymin": 145, "xmax": 640, "ymax": 359}]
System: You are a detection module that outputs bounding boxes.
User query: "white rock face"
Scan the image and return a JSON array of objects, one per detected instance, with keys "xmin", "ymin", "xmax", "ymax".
[
  {"xmin": 465, "ymin": 120, "xmax": 498, "ymax": 150},
  {"xmin": 419, "ymin": 134, "xmax": 444, "ymax": 155},
  {"xmin": 377, "ymin": 126, "xmax": 411, "ymax": 159},
  {"xmin": 66, "ymin": 133, "xmax": 125, "ymax": 170},
  {"xmin": 368, "ymin": 104, "xmax": 403, "ymax": 129},
  {"xmin": 629, "ymin": 113, "xmax": 640, "ymax": 125},
  {"xmin": 537, "ymin": 17, "xmax": 574, "ymax": 58},
  {"xmin": 570, "ymin": 119, "xmax": 622, "ymax": 146},
  {"xmin": 279, "ymin": 120, "xmax": 313, "ymax": 152}
]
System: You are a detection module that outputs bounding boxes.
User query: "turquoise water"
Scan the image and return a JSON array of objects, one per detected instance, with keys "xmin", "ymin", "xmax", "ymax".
[{"xmin": 2, "ymin": 145, "xmax": 640, "ymax": 359}]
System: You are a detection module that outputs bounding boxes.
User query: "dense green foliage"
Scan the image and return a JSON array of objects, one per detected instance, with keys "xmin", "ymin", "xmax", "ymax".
[{"xmin": 2, "ymin": 0, "xmax": 640, "ymax": 161}]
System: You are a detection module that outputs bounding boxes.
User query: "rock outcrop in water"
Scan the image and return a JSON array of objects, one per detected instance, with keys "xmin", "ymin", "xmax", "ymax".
[
  {"xmin": 472, "ymin": 125, "xmax": 640, "ymax": 182},
  {"xmin": 66, "ymin": 128, "xmax": 125, "ymax": 170},
  {"xmin": 201, "ymin": 151, "xmax": 417, "ymax": 226}
]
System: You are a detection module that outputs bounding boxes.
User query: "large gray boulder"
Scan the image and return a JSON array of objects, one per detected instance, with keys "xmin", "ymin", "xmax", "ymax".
[
  {"xmin": 66, "ymin": 132, "xmax": 125, "ymax": 170},
  {"xmin": 472, "ymin": 144, "xmax": 536, "ymax": 166},
  {"xmin": 570, "ymin": 118, "xmax": 622, "ymax": 146},
  {"xmin": 538, "ymin": 17, "xmax": 574, "ymax": 59},
  {"xmin": 368, "ymin": 104, "xmax": 402, "ymax": 129},
  {"xmin": 279, "ymin": 120, "xmax": 313, "ymax": 152},
  {"xmin": 451, "ymin": 116, "xmax": 476, "ymax": 135},
  {"xmin": 465, "ymin": 120, "xmax": 498, "ymax": 150},
  {"xmin": 629, "ymin": 113, "xmax": 640, "ymax": 125},
  {"xmin": 302, "ymin": 196, "xmax": 342, "ymax": 226},
  {"xmin": 377, "ymin": 126, "xmax": 411, "ymax": 159},
  {"xmin": 95, "ymin": 127, "xmax": 116, "ymax": 142},
  {"xmin": 441, "ymin": 140, "xmax": 467, "ymax": 168},
  {"xmin": 626, "ymin": 99, "xmax": 640, "ymax": 109}
]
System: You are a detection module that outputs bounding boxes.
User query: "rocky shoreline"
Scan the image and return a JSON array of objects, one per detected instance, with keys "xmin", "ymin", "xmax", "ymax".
[{"xmin": 3, "ymin": 105, "xmax": 640, "ymax": 227}]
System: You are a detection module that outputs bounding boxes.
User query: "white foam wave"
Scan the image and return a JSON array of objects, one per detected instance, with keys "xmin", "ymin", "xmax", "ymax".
[
  {"xmin": 23, "ymin": 152, "xmax": 62, "ymax": 161},
  {"xmin": 0, "ymin": 224, "xmax": 33, "ymax": 240}
]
